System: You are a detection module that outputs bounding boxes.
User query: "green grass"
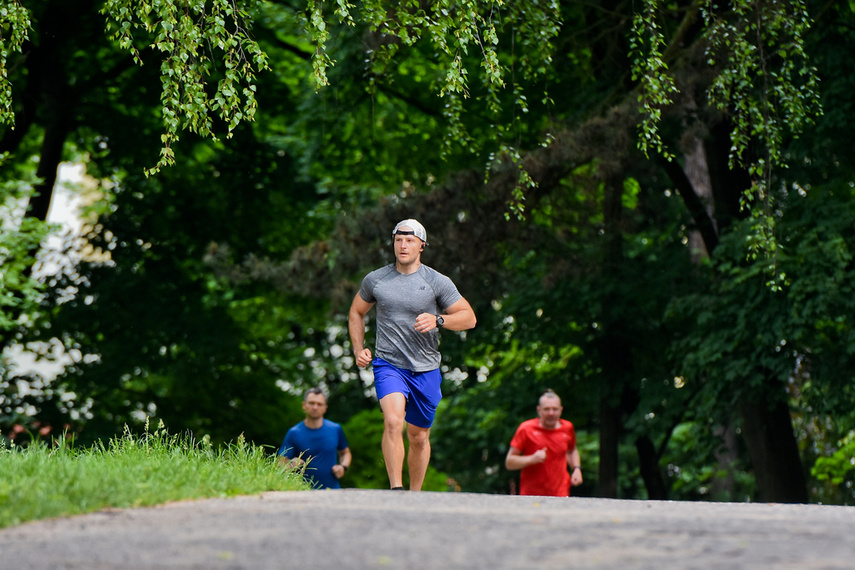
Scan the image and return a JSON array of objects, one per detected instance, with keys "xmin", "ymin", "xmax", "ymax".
[{"xmin": 0, "ymin": 421, "xmax": 310, "ymax": 529}]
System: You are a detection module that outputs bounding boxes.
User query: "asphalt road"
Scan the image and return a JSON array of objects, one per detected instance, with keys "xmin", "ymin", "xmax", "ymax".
[{"xmin": 1, "ymin": 489, "xmax": 854, "ymax": 569}]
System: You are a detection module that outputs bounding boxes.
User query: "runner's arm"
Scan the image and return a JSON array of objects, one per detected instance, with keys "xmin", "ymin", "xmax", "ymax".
[
  {"xmin": 416, "ymin": 297, "xmax": 477, "ymax": 333},
  {"xmin": 348, "ymin": 293, "xmax": 375, "ymax": 367},
  {"xmin": 332, "ymin": 447, "xmax": 352, "ymax": 479},
  {"xmin": 567, "ymin": 447, "xmax": 583, "ymax": 486},
  {"xmin": 441, "ymin": 297, "xmax": 476, "ymax": 330},
  {"xmin": 505, "ymin": 446, "xmax": 546, "ymax": 471}
]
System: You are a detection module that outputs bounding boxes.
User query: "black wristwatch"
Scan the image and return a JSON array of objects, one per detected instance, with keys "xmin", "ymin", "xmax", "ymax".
[{"xmin": 436, "ymin": 315, "xmax": 444, "ymax": 328}]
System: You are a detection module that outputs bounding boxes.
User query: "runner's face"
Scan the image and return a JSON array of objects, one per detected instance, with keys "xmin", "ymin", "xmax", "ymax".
[
  {"xmin": 537, "ymin": 396, "xmax": 563, "ymax": 429},
  {"xmin": 394, "ymin": 231, "xmax": 423, "ymax": 265},
  {"xmin": 303, "ymin": 394, "xmax": 328, "ymax": 420}
]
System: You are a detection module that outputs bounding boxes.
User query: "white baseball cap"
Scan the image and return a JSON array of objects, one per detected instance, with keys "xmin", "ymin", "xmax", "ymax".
[{"xmin": 392, "ymin": 219, "xmax": 428, "ymax": 246}]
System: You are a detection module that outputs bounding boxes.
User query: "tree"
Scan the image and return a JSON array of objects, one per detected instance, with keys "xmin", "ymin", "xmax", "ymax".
[
  {"xmin": 3, "ymin": 0, "xmax": 852, "ymax": 506},
  {"xmin": 0, "ymin": 1, "xmax": 328, "ymax": 445}
]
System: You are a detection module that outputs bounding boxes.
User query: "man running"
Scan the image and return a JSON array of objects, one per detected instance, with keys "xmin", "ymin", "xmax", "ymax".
[
  {"xmin": 506, "ymin": 390, "xmax": 583, "ymax": 496},
  {"xmin": 278, "ymin": 388, "xmax": 352, "ymax": 489},
  {"xmin": 348, "ymin": 219, "xmax": 476, "ymax": 490}
]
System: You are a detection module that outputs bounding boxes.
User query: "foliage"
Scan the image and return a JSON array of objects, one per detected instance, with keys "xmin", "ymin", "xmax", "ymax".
[
  {"xmin": 664, "ymin": 181, "xmax": 855, "ymax": 502},
  {"xmin": 100, "ymin": 0, "xmax": 270, "ymax": 175},
  {"xmin": 671, "ymin": 182, "xmax": 855, "ymax": 409},
  {"xmin": 0, "ymin": 420, "xmax": 309, "ymax": 529},
  {"xmin": 30, "ymin": 126, "xmax": 341, "ymax": 446},
  {"xmin": 0, "ymin": 158, "xmax": 55, "ymax": 335},
  {"xmin": 305, "ymin": 0, "xmax": 559, "ymax": 139},
  {"xmin": 811, "ymin": 431, "xmax": 855, "ymax": 503},
  {"xmin": 630, "ymin": 0, "xmax": 822, "ymax": 282},
  {"xmin": 0, "ymin": 1, "xmax": 30, "ymax": 127},
  {"xmin": 0, "ymin": 217, "xmax": 53, "ymax": 332},
  {"xmin": 703, "ymin": 0, "xmax": 821, "ymax": 174},
  {"xmin": 660, "ymin": 421, "xmax": 755, "ymax": 502},
  {"xmin": 339, "ymin": 409, "xmax": 386, "ymax": 489},
  {"xmin": 707, "ymin": 0, "xmax": 821, "ymax": 285},
  {"xmin": 629, "ymin": 0, "xmax": 678, "ymax": 161},
  {"xmin": 2, "ymin": 0, "xmax": 855, "ymax": 507},
  {"xmin": 303, "ymin": 0, "xmax": 564, "ymax": 206}
]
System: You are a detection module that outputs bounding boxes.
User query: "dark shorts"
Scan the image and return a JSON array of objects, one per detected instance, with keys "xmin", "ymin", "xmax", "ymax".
[{"xmin": 372, "ymin": 357, "xmax": 442, "ymax": 428}]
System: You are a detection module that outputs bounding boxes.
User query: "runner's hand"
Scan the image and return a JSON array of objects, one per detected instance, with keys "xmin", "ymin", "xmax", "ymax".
[
  {"xmin": 530, "ymin": 448, "xmax": 547, "ymax": 465},
  {"xmin": 355, "ymin": 348, "xmax": 372, "ymax": 368},
  {"xmin": 415, "ymin": 312, "xmax": 437, "ymax": 333}
]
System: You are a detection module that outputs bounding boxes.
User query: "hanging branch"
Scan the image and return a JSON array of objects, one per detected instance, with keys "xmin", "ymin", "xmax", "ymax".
[{"xmin": 101, "ymin": 0, "xmax": 270, "ymax": 176}]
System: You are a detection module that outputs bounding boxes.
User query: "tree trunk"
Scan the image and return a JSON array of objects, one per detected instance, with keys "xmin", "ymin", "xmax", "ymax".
[
  {"xmin": 596, "ymin": 174, "xmax": 627, "ymax": 498},
  {"xmin": 23, "ymin": 0, "xmax": 77, "ymax": 222},
  {"xmin": 636, "ymin": 435, "xmax": 669, "ymax": 500},
  {"xmin": 704, "ymin": 120, "xmax": 750, "ymax": 233},
  {"xmin": 738, "ymin": 381, "xmax": 808, "ymax": 503},
  {"xmin": 27, "ymin": 118, "xmax": 69, "ymax": 222},
  {"xmin": 598, "ymin": 396, "xmax": 620, "ymax": 498}
]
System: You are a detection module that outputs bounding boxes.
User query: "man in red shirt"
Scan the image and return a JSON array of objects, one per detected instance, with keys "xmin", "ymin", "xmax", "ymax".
[{"xmin": 505, "ymin": 390, "xmax": 583, "ymax": 496}]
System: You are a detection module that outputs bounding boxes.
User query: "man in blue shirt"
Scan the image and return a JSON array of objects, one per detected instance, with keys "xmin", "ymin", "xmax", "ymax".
[{"xmin": 278, "ymin": 388, "xmax": 352, "ymax": 489}]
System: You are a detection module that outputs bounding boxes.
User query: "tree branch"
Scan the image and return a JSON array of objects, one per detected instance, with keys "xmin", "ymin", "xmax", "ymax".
[{"xmin": 658, "ymin": 155, "xmax": 719, "ymax": 253}]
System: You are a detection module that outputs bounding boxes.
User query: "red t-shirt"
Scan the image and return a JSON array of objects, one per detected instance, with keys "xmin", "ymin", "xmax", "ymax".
[{"xmin": 509, "ymin": 418, "xmax": 577, "ymax": 497}]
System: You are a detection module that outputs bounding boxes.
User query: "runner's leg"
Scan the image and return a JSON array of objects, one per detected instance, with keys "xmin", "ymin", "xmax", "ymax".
[
  {"xmin": 407, "ymin": 424, "xmax": 431, "ymax": 491},
  {"xmin": 379, "ymin": 392, "xmax": 407, "ymax": 488}
]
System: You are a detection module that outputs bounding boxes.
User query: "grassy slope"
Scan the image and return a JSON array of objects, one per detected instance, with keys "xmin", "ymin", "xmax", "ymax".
[{"xmin": 0, "ymin": 424, "xmax": 309, "ymax": 529}]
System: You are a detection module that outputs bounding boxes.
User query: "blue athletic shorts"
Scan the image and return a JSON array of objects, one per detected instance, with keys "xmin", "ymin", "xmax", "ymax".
[{"xmin": 372, "ymin": 357, "xmax": 442, "ymax": 428}]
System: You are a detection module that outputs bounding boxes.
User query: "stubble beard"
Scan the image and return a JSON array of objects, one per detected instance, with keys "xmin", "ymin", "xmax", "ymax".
[{"xmin": 396, "ymin": 251, "xmax": 420, "ymax": 271}]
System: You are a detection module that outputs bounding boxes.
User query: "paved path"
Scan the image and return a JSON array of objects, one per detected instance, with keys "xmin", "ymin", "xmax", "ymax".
[{"xmin": 1, "ymin": 489, "xmax": 854, "ymax": 569}]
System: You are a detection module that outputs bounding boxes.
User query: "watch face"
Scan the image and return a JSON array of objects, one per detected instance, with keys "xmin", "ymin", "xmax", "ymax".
[{"xmin": 436, "ymin": 315, "xmax": 444, "ymax": 327}]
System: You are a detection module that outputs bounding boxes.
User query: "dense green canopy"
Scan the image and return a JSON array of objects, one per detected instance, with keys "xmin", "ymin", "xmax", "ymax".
[{"xmin": 2, "ymin": 0, "xmax": 854, "ymax": 502}]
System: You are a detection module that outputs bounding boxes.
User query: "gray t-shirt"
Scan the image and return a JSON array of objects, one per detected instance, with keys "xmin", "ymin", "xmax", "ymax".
[{"xmin": 358, "ymin": 263, "xmax": 463, "ymax": 372}]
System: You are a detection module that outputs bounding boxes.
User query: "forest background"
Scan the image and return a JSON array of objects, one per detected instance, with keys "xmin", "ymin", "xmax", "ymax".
[{"xmin": 2, "ymin": 0, "xmax": 855, "ymax": 504}]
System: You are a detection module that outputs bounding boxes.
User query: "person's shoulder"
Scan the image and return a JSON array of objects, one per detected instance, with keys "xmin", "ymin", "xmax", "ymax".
[
  {"xmin": 368, "ymin": 263, "xmax": 396, "ymax": 276},
  {"xmin": 322, "ymin": 419, "xmax": 342, "ymax": 430},
  {"xmin": 418, "ymin": 264, "xmax": 449, "ymax": 279},
  {"xmin": 519, "ymin": 418, "xmax": 540, "ymax": 430},
  {"xmin": 364, "ymin": 263, "xmax": 397, "ymax": 282},
  {"xmin": 559, "ymin": 419, "xmax": 575, "ymax": 431},
  {"xmin": 418, "ymin": 264, "xmax": 456, "ymax": 288}
]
